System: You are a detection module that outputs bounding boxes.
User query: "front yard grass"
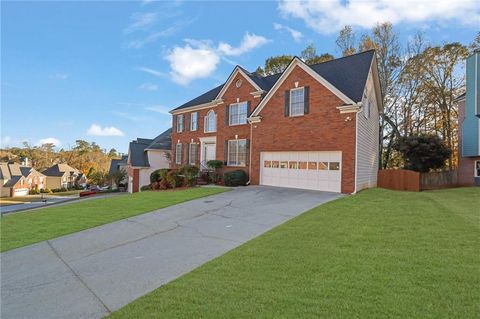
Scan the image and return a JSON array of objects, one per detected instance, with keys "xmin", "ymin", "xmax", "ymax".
[
  {"xmin": 1, "ymin": 187, "xmax": 229, "ymax": 252},
  {"xmin": 109, "ymin": 187, "xmax": 480, "ymax": 319}
]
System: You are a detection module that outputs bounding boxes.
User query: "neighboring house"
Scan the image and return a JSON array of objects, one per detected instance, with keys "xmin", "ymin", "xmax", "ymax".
[
  {"xmin": 109, "ymin": 155, "xmax": 128, "ymax": 188},
  {"xmin": 42, "ymin": 164, "xmax": 83, "ymax": 189},
  {"xmin": 457, "ymin": 49, "xmax": 480, "ymax": 186},
  {"xmin": 170, "ymin": 50, "xmax": 382, "ymax": 194},
  {"xmin": 127, "ymin": 128, "xmax": 172, "ymax": 193},
  {"xmin": 0, "ymin": 162, "xmax": 47, "ymax": 197}
]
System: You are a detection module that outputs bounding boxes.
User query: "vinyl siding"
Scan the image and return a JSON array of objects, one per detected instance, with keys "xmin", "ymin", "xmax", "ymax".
[
  {"xmin": 462, "ymin": 52, "xmax": 480, "ymax": 157},
  {"xmin": 356, "ymin": 69, "xmax": 379, "ymax": 191}
]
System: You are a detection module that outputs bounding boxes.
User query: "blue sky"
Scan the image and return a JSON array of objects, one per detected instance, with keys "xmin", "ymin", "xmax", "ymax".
[{"xmin": 2, "ymin": 0, "xmax": 478, "ymax": 154}]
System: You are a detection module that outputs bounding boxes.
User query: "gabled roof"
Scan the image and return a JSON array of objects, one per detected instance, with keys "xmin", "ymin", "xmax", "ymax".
[
  {"xmin": 4, "ymin": 175, "xmax": 23, "ymax": 187},
  {"xmin": 0, "ymin": 163, "xmax": 11, "ymax": 180},
  {"xmin": 170, "ymin": 50, "xmax": 377, "ymax": 113},
  {"xmin": 146, "ymin": 128, "xmax": 172, "ymax": 150},
  {"xmin": 42, "ymin": 164, "xmax": 79, "ymax": 177},
  {"xmin": 109, "ymin": 155, "xmax": 128, "ymax": 175},
  {"xmin": 128, "ymin": 139, "xmax": 152, "ymax": 168}
]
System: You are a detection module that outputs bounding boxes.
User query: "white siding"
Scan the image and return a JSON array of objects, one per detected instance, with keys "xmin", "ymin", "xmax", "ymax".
[
  {"xmin": 139, "ymin": 150, "xmax": 170, "ymax": 191},
  {"xmin": 356, "ymin": 69, "xmax": 380, "ymax": 191}
]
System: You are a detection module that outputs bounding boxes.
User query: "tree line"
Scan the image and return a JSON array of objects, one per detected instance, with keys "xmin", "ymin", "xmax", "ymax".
[{"xmin": 255, "ymin": 23, "xmax": 479, "ymax": 170}]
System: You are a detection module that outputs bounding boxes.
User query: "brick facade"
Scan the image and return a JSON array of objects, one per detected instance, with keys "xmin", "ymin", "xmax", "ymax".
[{"xmin": 171, "ymin": 66, "xmax": 359, "ymax": 193}]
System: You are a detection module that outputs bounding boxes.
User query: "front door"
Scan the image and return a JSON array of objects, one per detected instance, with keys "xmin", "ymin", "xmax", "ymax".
[{"xmin": 204, "ymin": 143, "xmax": 216, "ymax": 163}]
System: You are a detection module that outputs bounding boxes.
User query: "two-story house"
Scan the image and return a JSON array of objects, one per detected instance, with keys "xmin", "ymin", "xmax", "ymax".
[
  {"xmin": 457, "ymin": 49, "xmax": 480, "ymax": 186},
  {"xmin": 0, "ymin": 162, "xmax": 47, "ymax": 197},
  {"xmin": 170, "ymin": 50, "xmax": 382, "ymax": 194},
  {"xmin": 42, "ymin": 164, "xmax": 83, "ymax": 189}
]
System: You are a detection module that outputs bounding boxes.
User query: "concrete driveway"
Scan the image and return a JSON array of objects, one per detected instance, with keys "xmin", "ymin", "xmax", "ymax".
[{"xmin": 1, "ymin": 186, "xmax": 341, "ymax": 319}]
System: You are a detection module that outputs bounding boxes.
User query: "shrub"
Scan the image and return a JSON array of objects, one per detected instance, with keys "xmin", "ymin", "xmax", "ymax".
[
  {"xmin": 29, "ymin": 189, "xmax": 40, "ymax": 195},
  {"xmin": 224, "ymin": 170, "xmax": 248, "ymax": 186},
  {"xmin": 393, "ymin": 134, "xmax": 452, "ymax": 172},
  {"xmin": 159, "ymin": 179, "xmax": 169, "ymax": 190},
  {"xmin": 207, "ymin": 160, "xmax": 223, "ymax": 170},
  {"xmin": 51, "ymin": 188, "xmax": 61, "ymax": 193},
  {"xmin": 140, "ymin": 185, "xmax": 151, "ymax": 191},
  {"xmin": 166, "ymin": 170, "xmax": 183, "ymax": 188},
  {"xmin": 150, "ymin": 170, "xmax": 162, "ymax": 183},
  {"xmin": 179, "ymin": 165, "xmax": 200, "ymax": 186},
  {"xmin": 44, "ymin": 188, "xmax": 52, "ymax": 194},
  {"xmin": 159, "ymin": 169, "xmax": 170, "ymax": 181},
  {"xmin": 60, "ymin": 187, "xmax": 68, "ymax": 192}
]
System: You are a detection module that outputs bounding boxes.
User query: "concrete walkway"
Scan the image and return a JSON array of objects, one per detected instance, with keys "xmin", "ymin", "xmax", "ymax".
[{"xmin": 1, "ymin": 186, "xmax": 341, "ymax": 319}]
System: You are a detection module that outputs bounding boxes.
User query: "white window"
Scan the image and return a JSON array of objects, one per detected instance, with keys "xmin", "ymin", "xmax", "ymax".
[
  {"xmin": 176, "ymin": 114, "xmax": 184, "ymax": 133},
  {"xmin": 227, "ymin": 140, "xmax": 247, "ymax": 166},
  {"xmin": 189, "ymin": 143, "xmax": 198, "ymax": 165},
  {"xmin": 190, "ymin": 112, "xmax": 198, "ymax": 131},
  {"xmin": 229, "ymin": 102, "xmax": 248, "ymax": 125},
  {"xmin": 175, "ymin": 143, "xmax": 183, "ymax": 164},
  {"xmin": 204, "ymin": 110, "xmax": 216, "ymax": 133},
  {"xmin": 290, "ymin": 87, "xmax": 304, "ymax": 116},
  {"xmin": 475, "ymin": 161, "xmax": 480, "ymax": 177}
]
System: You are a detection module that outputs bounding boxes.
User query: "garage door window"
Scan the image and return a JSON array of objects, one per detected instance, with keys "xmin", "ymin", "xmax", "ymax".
[
  {"xmin": 329, "ymin": 162, "xmax": 340, "ymax": 170},
  {"xmin": 227, "ymin": 140, "xmax": 246, "ymax": 166},
  {"xmin": 272, "ymin": 161, "xmax": 279, "ymax": 168},
  {"xmin": 264, "ymin": 161, "xmax": 271, "ymax": 168},
  {"xmin": 318, "ymin": 162, "xmax": 328, "ymax": 170},
  {"xmin": 308, "ymin": 162, "xmax": 317, "ymax": 170},
  {"xmin": 280, "ymin": 161, "xmax": 288, "ymax": 168},
  {"xmin": 299, "ymin": 161, "xmax": 307, "ymax": 169}
]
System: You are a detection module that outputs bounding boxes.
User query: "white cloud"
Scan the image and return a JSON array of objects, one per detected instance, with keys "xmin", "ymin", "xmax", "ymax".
[
  {"xmin": 136, "ymin": 67, "xmax": 166, "ymax": 77},
  {"xmin": 50, "ymin": 73, "xmax": 68, "ymax": 80},
  {"xmin": 1, "ymin": 136, "xmax": 12, "ymax": 147},
  {"xmin": 278, "ymin": 0, "xmax": 479, "ymax": 34},
  {"xmin": 86, "ymin": 124, "xmax": 124, "ymax": 137},
  {"xmin": 124, "ymin": 12, "xmax": 158, "ymax": 34},
  {"xmin": 138, "ymin": 83, "xmax": 159, "ymax": 91},
  {"xmin": 218, "ymin": 32, "xmax": 270, "ymax": 56},
  {"xmin": 166, "ymin": 42, "xmax": 221, "ymax": 85},
  {"xmin": 273, "ymin": 23, "xmax": 303, "ymax": 42},
  {"xmin": 37, "ymin": 137, "xmax": 61, "ymax": 147},
  {"xmin": 165, "ymin": 32, "xmax": 269, "ymax": 85},
  {"xmin": 145, "ymin": 105, "xmax": 171, "ymax": 115}
]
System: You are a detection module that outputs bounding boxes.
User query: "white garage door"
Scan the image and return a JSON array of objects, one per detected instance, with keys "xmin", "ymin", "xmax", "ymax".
[
  {"xmin": 260, "ymin": 151, "xmax": 342, "ymax": 193},
  {"xmin": 13, "ymin": 188, "xmax": 29, "ymax": 197}
]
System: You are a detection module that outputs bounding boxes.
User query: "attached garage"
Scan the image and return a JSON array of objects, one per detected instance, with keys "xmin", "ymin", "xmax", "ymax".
[
  {"xmin": 260, "ymin": 151, "xmax": 342, "ymax": 192},
  {"xmin": 13, "ymin": 188, "xmax": 29, "ymax": 197}
]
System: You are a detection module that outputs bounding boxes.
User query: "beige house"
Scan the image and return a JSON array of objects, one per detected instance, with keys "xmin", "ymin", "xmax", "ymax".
[
  {"xmin": 42, "ymin": 164, "xmax": 85, "ymax": 189},
  {"xmin": 0, "ymin": 162, "xmax": 47, "ymax": 197}
]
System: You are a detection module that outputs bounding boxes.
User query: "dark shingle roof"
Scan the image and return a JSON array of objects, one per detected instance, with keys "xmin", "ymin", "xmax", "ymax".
[
  {"xmin": 109, "ymin": 155, "xmax": 128, "ymax": 175},
  {"xmin": 171, "ymin": 50, "xmax": 375, "ymax": 112},
  {"xmin": 42, "ymin": 164, "xmax": 79, "ymax": 177},
  {"xmin": 146, "ymin": 128, "xmax": 172, "ymax": 150},
  {"xmin": 4, "ymin": 176, "xmax": 22, "ymax": 187},
  {"xmin": 128, "ymin": 139, "xmax": 151, "ymax": 168}
]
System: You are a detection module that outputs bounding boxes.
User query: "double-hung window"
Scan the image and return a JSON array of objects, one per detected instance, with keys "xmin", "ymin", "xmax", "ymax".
[
  {"xmin": 190, "ymin": 112, "xmax": 198, "ymax": 131},
  {"xmin": 189, "ymin": 143, "xmax": 198, "ymax": 165},
  {"xmin": 175, "ymin": 143, "xmax": 183, "ymax": 164},
  {"xmin": 204, "ymin": 110, "xmax": 216, "ymax": 133},
  {"xmin": 290, "ymin": 87, "xmax": 305, "ymax": 116},
  {"xmin": 475, "ymin": 161, "xmax": 480, "ymax": 177},
  {"xmin": 227, "ymin": 139, "xmax": 247, "ymax": 166},
  {"xmin": 229, "ymin": 102, "xmax": 248, "ymax": 125},
  {"xmin": 176, "ymin": 114, "xmax": 184, "ymax": 132}
]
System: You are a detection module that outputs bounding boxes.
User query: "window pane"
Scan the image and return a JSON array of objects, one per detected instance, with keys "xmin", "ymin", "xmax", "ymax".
[
  {"xmin": 177, "ymin": 115, "xmax": 184, "ymax": 132},
  {"xmin": 299, "ymin": 161, "xmax": 307, "ymax": 169},
  {"xmin": 280, "ymin": 161, "xmax": 288, "ymax": 168},
  {"xmin": 227, "ymin": 141, "xmax": 237, "ymax": 166},
  {"xmin": 329, "ymin": 162, "xmax": 340, "ymax": 170},
  {"xmin": 289, "ymin": 161, "xmax": 298, "ymax": 169},
  {"xmin": 191, "ymin": 113, "xmax": 198, "ymax": 131},
  {"xmin": 308, "ymin": 162, "xmax": 317, "ymax": 170},
  {"xmin": 229, "ymin": 103, "xmax": 248, "ymax": 125},
  {"xmin": 238, "ymin": 140, "xmax": 246, "ymax": 166},
  {"xmin": 264, "ymin": 161, "xmax": 271, "ymax": 168},
  {"xmin": 176, "ymin": 144, "xmax": 182, "ymax": 164},
  {"xmin": 318, "ymin": 162, "xmax": 328, "ymax": 170},
  {"xmin": 271, "ymin": 161, "xmax": 279, "ymax": 168},
  {"xmin": 290, "ymin": 88, "xmax": 304, "ymax": 116}
]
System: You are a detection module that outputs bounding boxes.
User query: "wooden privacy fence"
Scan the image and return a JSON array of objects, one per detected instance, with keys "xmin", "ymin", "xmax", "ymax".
[{"xmin": 378, "ymin": 169, "xmax": 458, "ymax": 192}]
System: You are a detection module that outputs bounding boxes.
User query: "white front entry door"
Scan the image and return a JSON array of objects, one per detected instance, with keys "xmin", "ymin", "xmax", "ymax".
[
  {"xmin": 260, "ymin": 151, "xmax": 342, "ymax": 193},
  {"xmin": 203, "ymin": 143, "xmax": 216, "ymax": 163}
]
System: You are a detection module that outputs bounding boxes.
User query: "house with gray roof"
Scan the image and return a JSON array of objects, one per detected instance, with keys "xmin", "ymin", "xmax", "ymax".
[
  {"xmin": 42, "ymin": 163, "xmax": 85, "ymax": 190},
  {"xmin": 0, "ymin": 162, "xmax": 46, "ymax": 197},
  {"xmin": 127, "ymin": 128, "xmax": 172, "ymax": 192}
]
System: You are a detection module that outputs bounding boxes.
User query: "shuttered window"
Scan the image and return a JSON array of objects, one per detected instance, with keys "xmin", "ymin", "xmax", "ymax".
[
  {"xmin": 227, "ymin": 140, "xmax": 247, "ymax": 166},
  {"xmin": 175, "ymin": 143, "xmax": 183, "ymax": 164},
  {"xmin": 190, "ymin": 112, "xmax": 198, "ymax": 131},
  {"xmin": 290, "ymin": 87, "xmax": 304, "ymax": 116},
  {"xmin": 229, "ymin": 102, "xmax": 248, "ymax": 125}
]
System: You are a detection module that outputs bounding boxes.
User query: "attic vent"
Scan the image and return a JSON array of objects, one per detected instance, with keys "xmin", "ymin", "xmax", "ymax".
[{"xmin": 235, "ymin": 79, "xmax": 242, "ymax": 88}]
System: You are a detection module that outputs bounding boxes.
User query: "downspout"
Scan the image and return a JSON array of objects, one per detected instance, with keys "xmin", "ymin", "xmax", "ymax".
[
  {"xmin": 353, "ymin": 110, "xmax": 359, "ymax": 194},
  {"xmin": 247, "ymin": 120, "xmax": 253, "ymax": 185}
]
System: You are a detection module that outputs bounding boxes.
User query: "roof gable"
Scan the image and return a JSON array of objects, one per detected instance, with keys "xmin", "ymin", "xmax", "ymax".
[
  {"xmin": 145, "ymin": 128, "xmax": 172, "ymax": 150},
  {"xmin": 214, "ymin": 66, "xmax": 263, "ymax": 99}
]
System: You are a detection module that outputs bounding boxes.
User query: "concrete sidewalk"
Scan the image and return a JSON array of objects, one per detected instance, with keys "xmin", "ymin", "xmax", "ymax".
[{"xmin": 1, "ymin": 186, "xmax": 341, "ymax": 319}]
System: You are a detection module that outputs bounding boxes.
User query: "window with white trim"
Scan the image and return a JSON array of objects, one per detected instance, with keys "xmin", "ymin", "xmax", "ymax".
[
  {"xmin": 176, "ymin": 114, "xmax": 184, "ymax": 132},
  {"xmin": 290, "ymin": 87, "xmax": 304, "ymax": 116},
  {"xmin": 175, "ymin": 143, "xmax": 183, "ymax": 164},
  {"xmin": 229, "ymin": 102, "xmax": 248, "ymax": 125},
  {"xmin": 190, "ymin": 112, "xmax": 198, "ymax": 131},
  {"xmin": 204, "ymin": 110, "xmax": 216, "ymax": 133},
  {"xmin": 475, "ymin": 160, "xmax": 480, "ymax": 177},
  {"xmin": 227, "ymin": 139, "xmax": 246, "ymax": 166},
  {"xmin": 189, "ymin": 143, "xmax": 198, "ymax": 165}
]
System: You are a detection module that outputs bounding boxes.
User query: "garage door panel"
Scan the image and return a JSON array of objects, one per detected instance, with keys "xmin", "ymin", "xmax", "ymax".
[{"xmin": 260, "ymin": 151, "xmax": 342, "ymax": 193}]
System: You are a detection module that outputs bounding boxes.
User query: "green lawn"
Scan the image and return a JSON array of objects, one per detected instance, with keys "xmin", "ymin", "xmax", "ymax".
[
  {"xmin": 1, "ymin": 187, "xmax": 229, "ymax": 252},
  {"xmin": 109, "ymin": 187, "xmax": 480, "ymax": 319}
]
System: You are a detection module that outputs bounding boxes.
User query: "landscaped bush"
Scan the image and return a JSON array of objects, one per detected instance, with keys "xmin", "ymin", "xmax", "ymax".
[
  {"xmin": 166, "ymin": 170, "xmax": 183, "ymax": 188},
  {"xmin": 224, "ymin": 170, "xmax": 248, "ymax": 186},
  {"xmin": 140, "ymin": 185, "xmax": 151, "ymax": 191},
  {"xmin": 51, "ymin": 188, "xmax": 61, "ymax": 193},
  {"xmin": 207, "ymin": 160, "xmax": 223, "ymax": 184},
  {"xmin": 40, "ymin": 188, "xmax": 52, "ymax": 194},
  {"xmin": 150, "ymin": 169, "xmax": 162, "ymax": 183},
  {"xmin": 179, "ymin": 165, "xmax": 200, "ymax": 186},
  {"xmin": 29, "ymin": 189, "xmax": 40, "ymax": 195},
  {"xmin": 159, "ymin": 179, "xmax": 169, "ymax": 190},
  {"xmin": 207, "ymin": 160, "xmax": 223, "ymax": 170},
  {"xmin": 60, "ymin": 187, "xmax": 68, "ymax": 192}
]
